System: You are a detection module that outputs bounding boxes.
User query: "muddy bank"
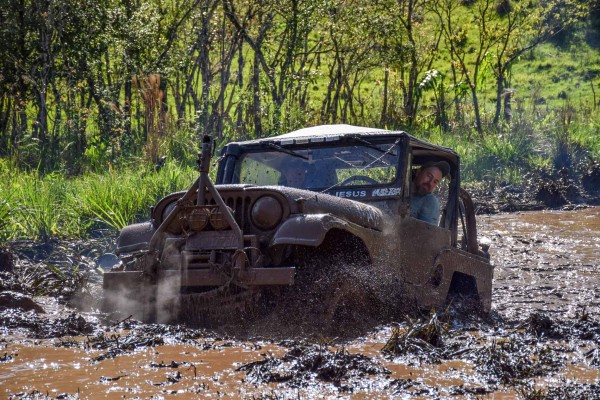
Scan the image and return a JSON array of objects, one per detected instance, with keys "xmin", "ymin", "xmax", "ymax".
[
  {"xmin": 466, "ymin": 163, "xmax": 600, "ymax": 213},
  {"xmin": 1, "ymin": 208, "xmax": 599, "ymax": 398}
]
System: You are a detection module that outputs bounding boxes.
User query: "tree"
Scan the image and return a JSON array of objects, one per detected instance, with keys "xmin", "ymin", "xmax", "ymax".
[
  {"xmin": 0, "ymin": 0, "xmax": 108, "ymax": 171},
  {"xmin": 431, "ymin": 0, "xmax": 499, "ymax": 137},
  {"xmin": 432, "ymin": 0, "xmax": 588, "ymax": 136},
  {"xmin": 225, "ymin": 0, "xmax": 319, "ymax": 135},
  {"xmin": 0, "ymin": 0, "xmax": 48, "ymax": 166},
  {"xmin": 394, "ymin": 0, "xmax": 442, "ymax": 127},
  {"xmin": 489, "ymin": 0, "xmax": 588, "ymax": 126}
]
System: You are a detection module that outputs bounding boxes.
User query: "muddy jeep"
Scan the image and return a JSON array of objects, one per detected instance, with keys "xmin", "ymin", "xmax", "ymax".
[{"xmin": 103, "ymin": 125, "xmax": 493, "ymax": 323}]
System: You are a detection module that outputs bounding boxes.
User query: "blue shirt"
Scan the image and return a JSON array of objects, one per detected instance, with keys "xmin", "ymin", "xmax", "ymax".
[{"xmin": 410, "ymin": 193, "xmax": 440, "ymax": 225}]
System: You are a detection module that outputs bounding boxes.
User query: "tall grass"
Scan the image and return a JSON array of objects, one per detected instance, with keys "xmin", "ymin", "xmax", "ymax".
[
  {"xmin": 420, "ymin": 105, "xmax": 599, "ymax": 184},
  {"xmin": 0, "ymin": 161, "xmax": 197, "ymax": 240},
  {"xmin": 9, "ymin": 173, "xmax": 67, "ymax": 241},
  {"xmin": 71, "ymin": 161, "xmax": 196, "ymax": 232}
]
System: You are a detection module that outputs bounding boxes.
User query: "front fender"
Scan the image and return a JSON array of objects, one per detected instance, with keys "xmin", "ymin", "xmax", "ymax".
[
  {"xmin": 271, "ymin": 213, "xmax": 363, "ymax": 247},
  {"xmin": 116, "ymin": 221, "xmax": 155, "ymax": 254}
]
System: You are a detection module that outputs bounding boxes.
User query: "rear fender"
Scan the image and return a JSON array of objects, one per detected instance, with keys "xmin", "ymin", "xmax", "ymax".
[{"xmin": 270, "ymin": 214, "xmax": 358, "ymax": 247}]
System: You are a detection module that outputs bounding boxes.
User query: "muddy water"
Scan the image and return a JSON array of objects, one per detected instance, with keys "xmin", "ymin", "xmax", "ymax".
[
  {"xmin": 479, "ymin": 206, "xmax": 599, "ymax": 319},
  {"xmin": 1, "ymin": 208, "xmax": 599, "ymax": 399}
]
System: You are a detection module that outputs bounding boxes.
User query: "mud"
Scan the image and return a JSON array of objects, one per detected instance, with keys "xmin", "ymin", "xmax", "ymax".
[
  {"xmin": 480, "ymin": 206, "xmax": 599, "ymax": 320},
  {"xmin": 1, "ymin": 207, "xmax": 599, "ymax": 398},
  {"xmin": 236, "ymin": 342, "xmax": 390, "ymax": 389},
  {"xmin": 465, "ymin": 163, "xmax": 600, "ymax": 213}
]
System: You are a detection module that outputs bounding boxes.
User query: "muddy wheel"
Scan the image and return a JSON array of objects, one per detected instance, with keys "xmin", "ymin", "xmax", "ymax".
[{"xmin": 260, "ymin": 230, "xmax": 394, "ymax": 337}]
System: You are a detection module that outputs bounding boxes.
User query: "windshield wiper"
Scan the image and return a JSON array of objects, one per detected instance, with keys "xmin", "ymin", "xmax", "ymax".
[
  {"xmin": 263, "ymin": 142, "xmax": 309, "ymax": 160},
  {"xmin": 348, "ymin": 136, "xmax": 397, "ymax": 157}
]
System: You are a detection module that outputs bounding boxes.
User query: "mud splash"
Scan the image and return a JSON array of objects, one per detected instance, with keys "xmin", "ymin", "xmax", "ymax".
[{"xmin": 1, "ymin": 208, "xmax": 599, "ymax": 398}]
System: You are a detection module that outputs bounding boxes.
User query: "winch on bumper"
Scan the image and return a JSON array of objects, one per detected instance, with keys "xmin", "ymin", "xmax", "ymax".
[
  {"xmin": 159, "ymin": 230, "xmax": 295, "ymax": 287},
  {"xmin": 103, "ymin": 197, "xmax": 298, "ymax": 289}
]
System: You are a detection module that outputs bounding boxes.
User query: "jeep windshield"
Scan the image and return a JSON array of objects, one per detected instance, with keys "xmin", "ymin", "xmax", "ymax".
[{"xmin": 234, "ymin": 141, "xmax": 400, "ymax": 190}]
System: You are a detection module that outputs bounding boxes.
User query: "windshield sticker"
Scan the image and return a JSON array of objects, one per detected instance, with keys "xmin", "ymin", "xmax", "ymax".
[
  {"xmin": 335, "ymin": 190, "xmax": 367, "ymax": 198},
  {"xmin": 372, "ymin": 187, "xmax": 401, "ymax": 197}
]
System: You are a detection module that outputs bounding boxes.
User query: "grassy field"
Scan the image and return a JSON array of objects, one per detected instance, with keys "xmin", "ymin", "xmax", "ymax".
[{"xmin": 0, "ymin": 160, "xmax": 197, "ymax": 241}]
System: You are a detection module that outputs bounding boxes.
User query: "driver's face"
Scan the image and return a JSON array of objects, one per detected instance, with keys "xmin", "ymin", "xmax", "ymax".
[{"xmin": 414, "ymin": 166, "xmax": 443, "ymax": 196}]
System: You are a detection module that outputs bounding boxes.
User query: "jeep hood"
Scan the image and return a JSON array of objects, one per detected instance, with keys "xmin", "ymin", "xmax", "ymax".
[{"xmin": 244, "ymin": 185, "xmax": 385, "ymax": 231}]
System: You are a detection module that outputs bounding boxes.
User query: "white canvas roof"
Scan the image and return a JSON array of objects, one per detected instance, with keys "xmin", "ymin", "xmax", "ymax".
[{"xmin": 275, "ymin": 124, "xmax": 387, "ymax": 139}]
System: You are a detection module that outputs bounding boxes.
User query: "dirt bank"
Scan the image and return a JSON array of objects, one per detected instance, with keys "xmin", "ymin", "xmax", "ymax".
[{"xmin": 466, "ymin": 163, "xmax": 600, "ymax": 213}]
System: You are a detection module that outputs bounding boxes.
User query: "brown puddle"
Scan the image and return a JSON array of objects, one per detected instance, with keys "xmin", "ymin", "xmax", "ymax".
[
  {"xmin": 478, "ymin": 206, "xmax": 600, "ymax": 319},
  {"xmin": 2, "ymin": 333, "xmax": 597, "ymax": 398},
  {"xmin": 1, "ymin": 336, "xmax": 296, "ymax": 398},
  {"xmin": 1, "ymin": 207, "xmax": 599, "ymax": 398}
]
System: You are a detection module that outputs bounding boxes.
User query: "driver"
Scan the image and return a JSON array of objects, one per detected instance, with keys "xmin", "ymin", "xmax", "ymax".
[{"xmin": 410, "ymin": 161, "xmax": 450, "ymax": 225}]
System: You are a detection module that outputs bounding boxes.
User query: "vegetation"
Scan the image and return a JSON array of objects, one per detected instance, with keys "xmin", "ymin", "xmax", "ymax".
[
  {"xmin": 0, "ymin": 0, "xmax": 598, "ymax": 240},
  {"xmin": 0, "ymin": 161, "xmax": 197, "ymax": 240}
]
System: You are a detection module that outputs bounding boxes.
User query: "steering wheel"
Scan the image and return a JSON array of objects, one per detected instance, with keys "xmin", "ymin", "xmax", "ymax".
[{"xmin": 339, "ymin": 175, "xmax": 379, "ymax": 185}]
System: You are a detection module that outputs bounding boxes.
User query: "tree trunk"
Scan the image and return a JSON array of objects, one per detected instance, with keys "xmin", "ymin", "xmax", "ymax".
[
  {"xmin": 236, "ymin": 44, "xmax": 244, "ymax": 136},
  {"xmin": 252, "ymin": 53, "xmax": 262, "ymax": 138},
  {"xmin": 493, "ymin": 72, "xmax": 503, "ymax": 126},
  {"xmin": 0, "ymin": 99, "xmax": 11, "ymax": 154},
  {"xmin": 381, "ymin": 66, "xmax": 389, "ymax": 126},
  {"xmin": 450, "ymin": 62, "xmax": 462, "ymax": 121},
  {"xmin": 198, "ymin": 25, "xmax": 211, "ymax": 136},
  {"xmin": 471, "ymin": 86, "xmax": 484, "ymax": 138},
  {"xmin": 403, "ymin": 0, "xmax": 418, "ymax": 125},
  {"xmin": 124, "ymin": 78, "xmax": 132, "ymax": 135},
  {"xmin": 35, "ymin": 10, "xmax": 53, "ymax": 171}
]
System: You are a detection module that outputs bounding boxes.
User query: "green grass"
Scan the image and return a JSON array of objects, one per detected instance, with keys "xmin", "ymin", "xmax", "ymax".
[
  {"xmin": 417, "ymin": 105, "xmax": 599, "ymax": 184},
  {"xmin": 72, "ymin": 161, "xmax": 197, "ymax": 232},
  {"xmin": 510, "ymin": 28, "xmax": 600, "ymax": 110},
  {"xmin": 8, "ymin": 173, "xmax": 67, "ymax": 241},
  {"xmin": 0, "ymin": 161, "xmax": 197, "ymax": 240}
]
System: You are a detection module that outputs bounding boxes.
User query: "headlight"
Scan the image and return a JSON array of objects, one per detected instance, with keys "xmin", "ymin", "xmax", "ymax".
[
  {"xmin": 189, "ymin": 207, "xmax": 210, "ymax": 231},
  {"xmin": 210, "ymin": 206, "xmax": 233, "ymax": 230},
  {"xmin": 251, "ymin": 196, "xmax": 283, "ymax": 230}
]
